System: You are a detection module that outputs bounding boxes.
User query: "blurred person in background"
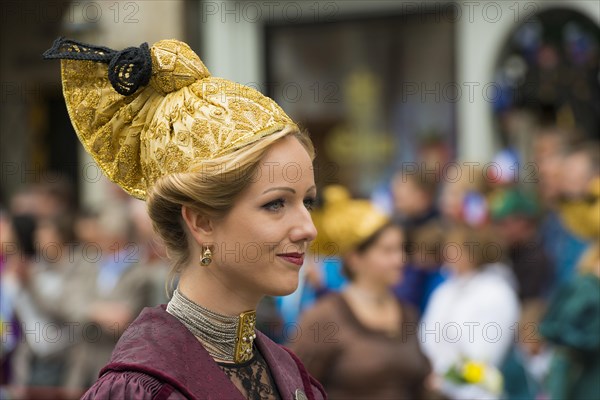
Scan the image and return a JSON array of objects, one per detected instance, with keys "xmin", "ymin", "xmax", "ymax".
[
  {"xmin": 291, "ymin": 185, "xmax": 432, "ymax": 399},
  {"xmin": 438, "ymin": 163, "xmax": 488, "ymax": 226},
  {"xmin": 438, "ymin": 178, "xmax": 466, "ymax": 225},
  {"xmin": 532, "ymin": 126, "xmax": 570, "ymax": 205},
  {"xmin": 533, "ymin": 128, "xmax": 589, "ymax": 287},
  {"xmin": 2, "ymin": 181, "xmax": 70, "ymax": 392},
  {"xmin": 557, "ymin": 140, "xmax": 600, "ymax": 240},
  {"xmin": 31, "ymin": 173, "xmax": 76, "ymax": 220},
  {"xmin": 490, "ymin": 188, "xmax": 555, "ymax": 302},
  {"xmin": 73, "ymin": 209, "xmax": 101, "ymax": 246},
  {"xmin": 8, "ymin": 213, "xmax": 94, "ymax": 394},
  {"xmin": 558, "ymin": 140, "xmax": 599, "ymax": 201},
  {"xmin": 45, "ymin": 37, "xmax": 326, "ymax": 399},
  {"xmin": 420, "ymin": 224, "xmax": 519, "ymax": 399},
  {"xmin": 0, "ymin": 209, "xmax": 34, "ymax": 387},
  {"xmin": 8, "ymin": 174, "xmax": 75, "ymax": 220},
  {"xmin": 128, "ymin": 197, "xmax": 169, "ymax": 305},
  {"xmin": 539, "ymin": 148, "xmax": 600, "ymax": 399},
  {"xmin": 0, "ymin": 209, "xmax": 11, "ymax": 390},
  {"xmin": 500, "ymin": 300, "xmax": 552, "ymax": 400},
  {"xmin": 71, "ymin": 204, "xmax": 154, "ymax": 388},
  {"xmin": 391, "ymin": 166, "xmax": 444, "ymax": 313},
  {"xmin": 540, "ymin": 245, "xmax": 600, "ymax": 399},
  {"xmin": 8, "ymin": 187, "xmax": 43, "ymax": 217}
]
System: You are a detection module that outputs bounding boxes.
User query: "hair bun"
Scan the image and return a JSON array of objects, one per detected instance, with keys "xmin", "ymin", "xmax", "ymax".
[{"xmin": 149, "ymin": 39, "xmax": 211, "ymax": 94}]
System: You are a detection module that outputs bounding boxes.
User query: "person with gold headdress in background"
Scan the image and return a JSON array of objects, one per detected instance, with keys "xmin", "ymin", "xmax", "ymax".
[
  {"xmin": 289, "ymin": 186, "xmax": 432, "ymax": 399},
  {"xmin": 43, "ymin": 37, "xmax": 326, "ymax": 400}
]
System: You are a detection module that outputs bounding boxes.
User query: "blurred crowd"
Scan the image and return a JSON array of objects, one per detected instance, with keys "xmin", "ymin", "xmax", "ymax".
[
  {"xmin": 0, "ymin": 123, "xmax": 598, "ymax": 400},
  {"xmin": 0, "ymin": 177, "xmax": 169, "ymax": 398},
  {"xmin": 281, "ymin": 124, "xmax": 600, "ymax": 399}
]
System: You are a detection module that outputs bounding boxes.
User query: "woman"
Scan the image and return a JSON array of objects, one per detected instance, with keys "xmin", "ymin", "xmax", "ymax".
[
  {"xmin": 420, "ymin": 224, "xmax": 520, "ymax": 399},
  {"xmin": 43, "ymin": 38, "xmax": 326, "ymax": 399},
  {"xmin": 290, "ymin": 186, "xmax": 431, "ymax": 399}
]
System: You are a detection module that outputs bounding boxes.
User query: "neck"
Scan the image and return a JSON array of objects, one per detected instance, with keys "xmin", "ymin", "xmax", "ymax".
[
  {"xmin": 453, "ymin": 266, "xmax": 477, "ymax": 277},
  {"xmin": 348, "ymin": 279, "xmax": 392, "ymax": 301},
  {"xmin": 178, "ymin": 265, "xmax": 260, "ymax": 316},
  {"xmin": 167, "ymin": 286, "xmax": 257, "ymax": 363}
]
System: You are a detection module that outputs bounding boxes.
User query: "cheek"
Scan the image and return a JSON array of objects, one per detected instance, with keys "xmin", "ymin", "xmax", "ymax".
[
  {"xmin": 365, "ymin": 250, "xmax": 394, "ymax": 273},
  {"xmin": 394, "ymin": 186, "xmax": 408, "ymax": 202},
  {"xmin": 218, "ymin": 210, "xmax": 272, "ymax": 245}
]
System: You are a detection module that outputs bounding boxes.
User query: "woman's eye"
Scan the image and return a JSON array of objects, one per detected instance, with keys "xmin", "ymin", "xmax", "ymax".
[
  {"xmin": 304, "ymin": 197, "xmax": 316, "ymax": 211},
  {"xmin": 262, "ymin": 198, "xmax": 285, "ymax": 211}
]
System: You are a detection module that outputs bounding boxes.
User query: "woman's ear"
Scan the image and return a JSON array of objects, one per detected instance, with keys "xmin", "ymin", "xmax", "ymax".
[{"xmin": 181, "ymin": 205, "xmax": 213, "ymax": 245}]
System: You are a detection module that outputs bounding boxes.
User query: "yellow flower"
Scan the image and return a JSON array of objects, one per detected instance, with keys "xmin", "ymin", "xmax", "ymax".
[{"xmin": 462, "ymin": 361, "xmax": 485, "ymax": 383}]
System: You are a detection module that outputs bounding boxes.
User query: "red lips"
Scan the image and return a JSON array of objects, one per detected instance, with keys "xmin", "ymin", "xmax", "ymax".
[{"xmin": 276, "ymin": 252, "xmax": 305, "ymax": 266}]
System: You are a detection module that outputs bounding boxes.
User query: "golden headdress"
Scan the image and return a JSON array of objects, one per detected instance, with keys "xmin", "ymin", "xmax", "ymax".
[
  {"xmin": 43, "ymin": 37, "xmax": 298, "ymax": 200},
  {"xmin": 311, "ymin": 185, "xmax": 390, "ymax": 257}
]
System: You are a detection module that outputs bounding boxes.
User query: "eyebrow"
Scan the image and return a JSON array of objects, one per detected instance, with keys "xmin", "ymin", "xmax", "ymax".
[{"xmin": 262, "ymin": 185, "xmax": 316, "ymax": 195}]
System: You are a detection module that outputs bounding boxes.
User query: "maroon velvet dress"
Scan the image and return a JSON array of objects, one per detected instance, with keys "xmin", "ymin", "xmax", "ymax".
[{"xmin": 81, "ymin": 304, "xmax": 326, "ymax": 400}]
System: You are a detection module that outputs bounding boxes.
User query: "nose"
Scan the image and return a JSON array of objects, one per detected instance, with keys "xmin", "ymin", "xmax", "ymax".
[{"xmin": 290, "ymin": 206, "xmax": 318, "ymax": 245}]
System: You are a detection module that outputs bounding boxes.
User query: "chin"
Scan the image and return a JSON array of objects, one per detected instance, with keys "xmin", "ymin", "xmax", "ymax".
[{"xmin": 264, "ymin": 274, "xmax": 300, "ymax": 297}]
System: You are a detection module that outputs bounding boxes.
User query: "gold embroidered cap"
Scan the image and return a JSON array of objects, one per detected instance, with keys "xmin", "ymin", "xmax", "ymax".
[
  {"xmin": 310, "ymin": 185, "xmax": 390, "ymax": 257},
  {"xmin": 43, "ymin": 37, "xmax": 298, "ymax": 200}
]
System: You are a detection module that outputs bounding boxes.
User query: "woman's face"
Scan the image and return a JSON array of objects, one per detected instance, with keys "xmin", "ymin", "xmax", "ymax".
[
  {"xmin": 208, "ymin": 135, "xmax": 318, "ymax": 297},
  {"xmin": 392, "ymin": 177, "xmax": 431, "ymax": 218},
  {"xmin": 440, "ymin": 181, "xmax": 465, "ymax": 221},
  {"xmin": 351, "ymin": 226, "xmax": 406, "ymax": 287},
  {"xmin": 444, "ymin": 242, "xmax": 476, "ymax": 275}
]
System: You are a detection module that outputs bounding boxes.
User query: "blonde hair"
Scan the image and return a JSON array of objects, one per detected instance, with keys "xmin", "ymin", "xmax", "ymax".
[{"xmin": 145, "ymin": 126, "xmax": 315, "ymax": 296}]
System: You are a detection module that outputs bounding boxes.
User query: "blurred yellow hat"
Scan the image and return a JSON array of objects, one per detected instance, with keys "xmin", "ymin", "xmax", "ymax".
[
  {"xmin": 310, "ymin": 185, "xmax": 389, "ymax": 257},
  {"xmin": 559, "ymin": 177, "xmax": 600, "ymax": 241},
  {"xmin": 43, "ymin": 37, "xmax": 297, "ymax": 200}
]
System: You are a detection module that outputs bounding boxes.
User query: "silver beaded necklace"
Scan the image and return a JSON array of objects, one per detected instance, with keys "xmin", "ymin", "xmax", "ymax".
[{"xmin": 166, "ymin": 287, "xmax": 257, "ymax": 363}]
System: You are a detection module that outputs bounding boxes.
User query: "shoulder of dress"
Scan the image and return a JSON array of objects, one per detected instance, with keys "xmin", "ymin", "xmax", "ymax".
[
  {"xmin": 309, "ymin": 373, "xmax": 328, "ymax": 400},
  {"xmin": 97, "ymin": 362, "xmax": 198, "ymax": 400},
  {"xmin": 276, "ymin": 344, "xmax": 328, "ymax": 400},
  {"xmin": 82, "ymin": 369, "xmax": 168, "ymax": 399}
]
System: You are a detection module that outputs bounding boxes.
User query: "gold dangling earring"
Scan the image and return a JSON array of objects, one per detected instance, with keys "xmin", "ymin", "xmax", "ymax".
[{"xmin": 200, "ymin": 245, "xmax": 212, "ymax": 266}]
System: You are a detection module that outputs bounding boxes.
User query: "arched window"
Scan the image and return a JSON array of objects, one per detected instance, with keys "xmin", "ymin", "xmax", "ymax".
[{"xmin": 492, "ymin": 8, "xmax": 599, "ymax": 146}]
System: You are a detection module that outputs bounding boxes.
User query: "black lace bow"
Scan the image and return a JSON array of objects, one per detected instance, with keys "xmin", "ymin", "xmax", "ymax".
[{"xmin": 43, "ymin": 37, "xmax": 152, "ymax": 96}]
